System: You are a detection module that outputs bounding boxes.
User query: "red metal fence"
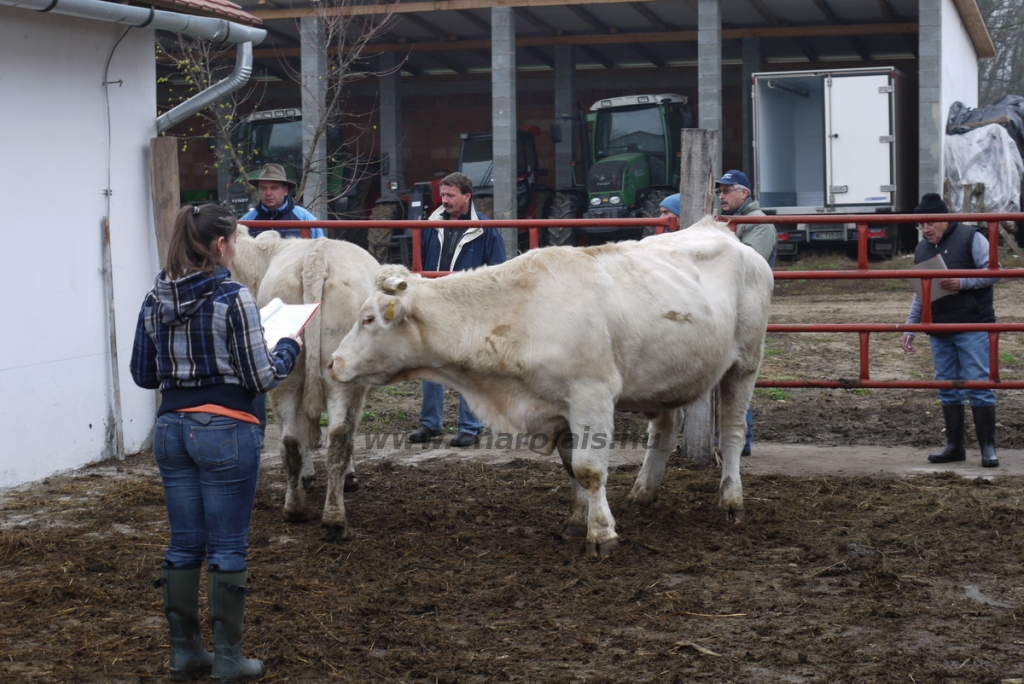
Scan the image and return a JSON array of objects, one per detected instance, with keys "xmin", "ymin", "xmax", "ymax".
[
  {"xmin": 727, "ymin": 211, "xmax": 1024, "ymax": 391},
  {"xmin": 242, "ymin": 211, "xmax": 1024, "ymax": 391}
]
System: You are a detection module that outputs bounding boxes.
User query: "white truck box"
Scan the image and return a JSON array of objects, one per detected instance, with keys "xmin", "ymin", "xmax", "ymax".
[{"xmin": 751, "ymin": 67, "xmax": 916, "ymax": 256}]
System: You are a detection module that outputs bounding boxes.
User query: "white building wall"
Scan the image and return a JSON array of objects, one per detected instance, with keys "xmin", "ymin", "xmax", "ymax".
[
  {"xmin": 941, "ymin": 0, "xmax": 980, "ymax": 116},
  {"xmin": 0, "ymin": 10, "xmax": 159, "ymax": 487}
]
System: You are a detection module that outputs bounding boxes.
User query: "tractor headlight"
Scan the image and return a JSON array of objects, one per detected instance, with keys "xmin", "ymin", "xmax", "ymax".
[
  {"xmin": 608, "ymin": 195, "xmax": 622, "ymax": 205},
  {"xmin": 590, "ymin": 197, "xmax": 602, "ymax": 207}
]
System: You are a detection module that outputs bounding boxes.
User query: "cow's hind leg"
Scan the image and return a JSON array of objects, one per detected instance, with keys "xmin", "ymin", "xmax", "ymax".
[
  {"xmin": 628, "ymin": 408, "xmax": 683, "ymax": 506},
  {"xmin": 555, "ymin": 430, "xmax": 589, "ymax": 541},
  {"xmin": 320, "ymin": 382, "xmax": 369, "ymax": 541},
  {"xmin": 276, "ymin": 388, "xmax": 314, "ymax": 523},
  {"xmin": 717, "ymin": 366, "xmax": 756, "ymax": 522}
]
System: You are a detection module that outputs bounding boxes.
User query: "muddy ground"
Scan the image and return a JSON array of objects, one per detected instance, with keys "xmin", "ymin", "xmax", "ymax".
[{"xmin": 3, "ymin": 252, "xmax": 1024, "ymax": 683}]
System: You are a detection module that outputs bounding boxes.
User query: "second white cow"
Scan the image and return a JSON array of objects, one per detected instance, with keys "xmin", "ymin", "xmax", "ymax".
[
  {"xmin": 233, "ymin": 228, "xmax": 379, "ymax": 539},
  {"xmin": 330, "ymin": 217, "xmax": 773, "ymax": 557}
]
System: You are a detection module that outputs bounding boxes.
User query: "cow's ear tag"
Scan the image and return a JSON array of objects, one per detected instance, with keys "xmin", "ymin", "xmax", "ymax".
[{"xmin": 384, "ymin": 300, "xmax": 396, "ymax": 321}]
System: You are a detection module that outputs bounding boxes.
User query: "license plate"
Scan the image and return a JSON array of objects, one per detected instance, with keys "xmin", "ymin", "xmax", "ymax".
[{"xmin": 811, "ymin": 231, "xmax": 844, "ymax": 241}]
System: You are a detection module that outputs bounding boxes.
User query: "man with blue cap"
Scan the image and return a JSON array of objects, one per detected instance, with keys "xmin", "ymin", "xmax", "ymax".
[
  {"xmin": 715, "ymin": 169, "xmax": 778, "ymax": 457},
  {"xmin": 659, "ymin": 193, "xmax": 681, "ymax": 220},
  {"xmin": 715, "ymin": 169, "xmax": 777, "ymax": 264}
]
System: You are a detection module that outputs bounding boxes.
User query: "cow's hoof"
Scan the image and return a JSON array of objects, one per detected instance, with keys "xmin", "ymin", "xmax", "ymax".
[
  {"xmin": 301, "ymin": 476, "xmax": 316, "ymax": 493},
  {"xmin": 585, "ymin": 537, "xmax": 620, "ymax": 559},
  {"xmin": 343, "ymin": 474, "xmax": 360, "ymax": 493},
  {"xmin": 727, "ymin": 509, "xmax": 746, "ymax": 523},
  {"xmin": 282, "ymin": 509, "xmax": 309, "ymax": 523},
  {"xmin": 322, "ymin": 523, "xmax": 352, "ymax": 542},
  {"xmin": 560, "ymin": 523, "xmax": 587, "ymax": 540},
  {"xmin": 627, "ymin": 489, "xmax": 658, "ymax": 507}
]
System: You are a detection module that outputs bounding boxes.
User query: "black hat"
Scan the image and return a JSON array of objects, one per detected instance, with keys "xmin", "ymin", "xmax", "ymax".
[{"xmin": 914, "ymin": 192, "xmax": 948, "ymax": 214}]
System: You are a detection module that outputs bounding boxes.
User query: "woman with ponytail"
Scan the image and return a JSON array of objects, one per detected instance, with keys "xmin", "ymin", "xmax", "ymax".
[{"xmin": 131, "ymin": 203, "xmax": 301, "ymax": 681}]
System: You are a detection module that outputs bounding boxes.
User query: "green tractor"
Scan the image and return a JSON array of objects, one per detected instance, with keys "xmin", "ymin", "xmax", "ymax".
[{"xmin": 548, "ymin": 94, "xmax": 693, "ymax": 245}]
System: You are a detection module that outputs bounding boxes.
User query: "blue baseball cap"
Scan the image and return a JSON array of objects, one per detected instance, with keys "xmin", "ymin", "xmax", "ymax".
[{"xmin": 714, "ymin": 169, "xmax": 750, "ymax": 190}]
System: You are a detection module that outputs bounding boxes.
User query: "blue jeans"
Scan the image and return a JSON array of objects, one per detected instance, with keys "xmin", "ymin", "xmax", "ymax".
[
  {"xmin": 153, "ymin": 412, "xmax": 264, "ymax": 572},
  {"xmin": 420, "ymin": 381, "xmax": 483, "ymax": 435},
  {"xmin": 929, "ymin": 331, "xmax": 995, "ymax": 407},
  {"xmin": 745, "ymin": 404, "xmax": 753, "ymax": 452}
]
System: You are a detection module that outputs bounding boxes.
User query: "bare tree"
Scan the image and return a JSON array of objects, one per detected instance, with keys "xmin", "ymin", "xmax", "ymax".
[
  {"xmin": 156, "ymin": 39, "xmax": 265, "ymax": 203},
  {"xmin": 158, "ymin": 0, "xmax": 403, "ymax": 219},
  {"xmin": 275, "ymin": 3, "xmax": 402, "ymax": 221},
  {"xmin": 978, "ymin": 0, "xmax": 1024, "ymax": 105}
]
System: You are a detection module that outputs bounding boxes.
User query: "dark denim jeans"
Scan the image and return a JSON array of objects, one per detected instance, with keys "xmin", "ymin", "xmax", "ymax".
[{"xmin": 153, "ymin": 412, "xmax": 263, "ymax": 572}]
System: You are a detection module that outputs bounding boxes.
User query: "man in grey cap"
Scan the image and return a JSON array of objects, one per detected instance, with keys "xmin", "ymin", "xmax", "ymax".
[
  {"xmin": 240, "ymin": 163, "xmax": 323, "ymax": 239},
  {"xmin": 715, "ymin": 169, "xmax": 778, "ymax": 457},
  {"xmin": 715, "ymin": 169, "xmax": 777, "ymax": 264}
]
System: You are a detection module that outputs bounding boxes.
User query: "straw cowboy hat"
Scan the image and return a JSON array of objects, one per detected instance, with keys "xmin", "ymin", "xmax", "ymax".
[{"xmin": 248, "ymin": 163, "xmax": 296, "ymax": 189}]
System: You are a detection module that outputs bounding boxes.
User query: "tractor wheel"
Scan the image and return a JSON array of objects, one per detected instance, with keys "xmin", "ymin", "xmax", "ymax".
[
  {"xmin": 532, "ymin": 188, "xmax": 554, "ymax": 220},
  {"xmin": 474, "ymin": 195, "xmax": 494, "ymax": 220},
  {"xmin": 369, "ymin": 202, "xmax": 401, "ymax": 263},
  {"xmin": 546, "ymin": 192, "xmax": 580, "ymax": 247},
  {"xmin": 640, "ymin": 190, "xmax": 672, "ymax": 238}
]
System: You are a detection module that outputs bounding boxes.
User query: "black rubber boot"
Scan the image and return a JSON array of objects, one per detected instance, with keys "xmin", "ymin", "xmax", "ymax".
[
  {"xmin": 157, "ymin": 567, "xmax": 214, "ymax": 681},
  {"xmin": 972, "ymin": 405, "xmax": 1000, "ymax": 468},
  {"xmin": 928, "ymin": 404, "xmax": 966, "ymax": 463},
  {"xmin": 209, "ymin": 570, "xmax": 265, "ymax": 682}
]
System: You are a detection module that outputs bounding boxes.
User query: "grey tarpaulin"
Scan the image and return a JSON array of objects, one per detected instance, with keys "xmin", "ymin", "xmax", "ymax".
[{"xmin": 944, "ymin": 123, "xmax": 1023, "ymax": 213}]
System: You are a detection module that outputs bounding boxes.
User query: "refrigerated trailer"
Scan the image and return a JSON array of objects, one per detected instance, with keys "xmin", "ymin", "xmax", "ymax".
[{"xmin": 751, "ymin": 67, "xmax": 917, "ymax": 256}]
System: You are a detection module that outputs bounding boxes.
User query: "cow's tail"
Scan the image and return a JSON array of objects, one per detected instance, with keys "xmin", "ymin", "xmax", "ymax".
[{"xmin": 300, "ymin": 240, "xmax": 328, "ymax": 423}]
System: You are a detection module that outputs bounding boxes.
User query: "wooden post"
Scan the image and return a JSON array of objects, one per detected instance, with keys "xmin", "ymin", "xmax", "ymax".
[
  {"xmin": 150, "ymin": 137, "xmax": 180, "ymax": 269},
  {"xmin": 677, "ymin": 129, "xmax": 719, "ymax": 465},
  {"xmin": 102, "ymin": 217, "xmax": 125, "ymax": 461}
]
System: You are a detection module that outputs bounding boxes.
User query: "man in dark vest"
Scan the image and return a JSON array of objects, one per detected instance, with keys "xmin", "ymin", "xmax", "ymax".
[
  {"xmin": 240, "ymin": 164, "xmax": 323, "ymax": 239},
  {"xmin": 900, "ymin": 193, "xmax": 1001, "ymax": 467}
]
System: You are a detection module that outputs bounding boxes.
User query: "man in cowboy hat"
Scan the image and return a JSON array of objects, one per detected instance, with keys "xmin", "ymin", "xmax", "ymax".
[{"xmin": 240, "ymin": 163, "xmax": 323, "ymax": 239}]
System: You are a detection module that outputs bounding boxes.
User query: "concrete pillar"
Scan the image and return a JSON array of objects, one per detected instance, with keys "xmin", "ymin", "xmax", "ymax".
[
  {"xmin": 379, "ymin": 52, "xmax": 403, "ymax": 200},
  {"xmin": 300, "ymin": 16, "xmax": 327, "ymax": 219},
  {"xmin": 741, "ymin": 37, "xmax": 761, "ymax": 183},
  {"xmin": 918, "ymin": 0, "xmax": 943, "ymax": 197},
  {"xmin": 698, "ymin": 0, "xmax": 723, "ymax": 173},
  {"xmin": 554, "ymin": 45, "xmax": 577, "ymax": 191},
  {"xmin": 492, "ymin": 6, "xmax": 518, "ymax": 256}
]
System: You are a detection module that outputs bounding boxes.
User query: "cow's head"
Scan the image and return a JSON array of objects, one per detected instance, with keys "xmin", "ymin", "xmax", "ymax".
[{"xmin": 329, "ymin": 270, "xmax": 419, "ymax": 386}]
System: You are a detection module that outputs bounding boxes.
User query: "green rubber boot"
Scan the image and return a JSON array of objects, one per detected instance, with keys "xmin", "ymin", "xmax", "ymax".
[
  {"xmin": 208, "ymin": 570, "xmax": 265, "ymax": 682},
  {"xmin": 157, "ymin": 567, "xmax": 214, "ymax": 681}
]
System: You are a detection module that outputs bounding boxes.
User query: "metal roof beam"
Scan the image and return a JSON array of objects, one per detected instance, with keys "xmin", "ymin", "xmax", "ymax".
[
  {"xmin": 628, "ymin": 2, "xmax": 677, "ymax": 32},
  {"xmin": 251, "ymin": 22, "xmax": 919, "ymax": 57},
  {"xmin": 254, "ymin": 0, "xmax": 688, "ymax": 20}
]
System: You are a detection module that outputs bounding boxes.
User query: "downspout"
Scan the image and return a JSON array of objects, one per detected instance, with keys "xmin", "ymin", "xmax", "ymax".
[
  {"xmin": 157, "ymin": 42, "xmax": 253, "ymax": 133},
  {"xmin": 0, "ymin": 0, "xmax": 266, "ymax": 133}
]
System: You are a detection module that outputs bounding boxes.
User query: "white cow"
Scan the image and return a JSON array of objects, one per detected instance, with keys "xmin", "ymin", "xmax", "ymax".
[
  {"xmin": 232, "ymin": 227, "xmax": 379, "ymax": 539},
  {"xmin": 329, "ymin": 217, "xmax": 774, "ymax": 557}
]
